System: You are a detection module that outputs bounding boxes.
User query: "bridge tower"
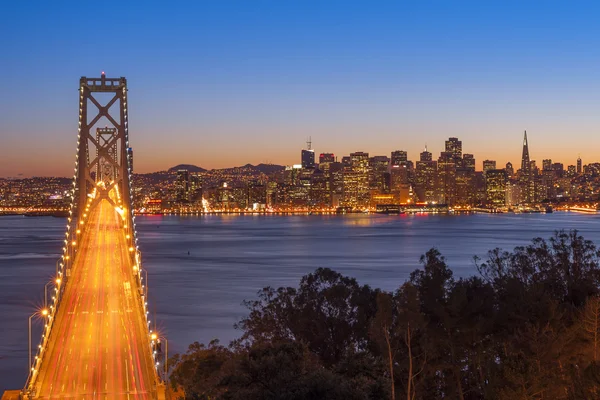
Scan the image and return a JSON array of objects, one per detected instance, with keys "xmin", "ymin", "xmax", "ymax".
[{"xmin": 76, "ymin": 74, "xmax": 133, "ymax": 216}]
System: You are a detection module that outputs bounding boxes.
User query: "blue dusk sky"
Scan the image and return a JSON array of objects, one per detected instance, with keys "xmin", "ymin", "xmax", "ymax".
[{"xmin": 1, "ymin": 1, "xmax": 600, "ymax": 176}]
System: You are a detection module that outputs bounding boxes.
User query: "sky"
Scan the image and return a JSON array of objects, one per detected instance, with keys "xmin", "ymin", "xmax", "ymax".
[{"xmin": 1, "ymin": 1, "xmax": 600, "ymax": 177}]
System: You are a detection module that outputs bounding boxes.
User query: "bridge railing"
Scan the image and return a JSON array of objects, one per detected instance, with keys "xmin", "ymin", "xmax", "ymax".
[{"xmin": 23, "ymin": 192, "xmax": 94, "ymax": 395}]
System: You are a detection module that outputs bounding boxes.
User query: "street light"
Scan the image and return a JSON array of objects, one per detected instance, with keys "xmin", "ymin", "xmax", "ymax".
[
  {"xmin": 151, "ymin": 333, "xmax": 169, "ymax": 381},
  {"xmin": 29, "ymin": 308, "xmax": 48, "ymax": 371},
  {"xmin": 44, "ymin": 282, "xmax": 53, "ymax": 309}
]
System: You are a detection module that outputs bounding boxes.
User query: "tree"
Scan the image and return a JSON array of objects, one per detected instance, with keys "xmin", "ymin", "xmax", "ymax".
[
  {"xmin": 219, "ymin": 341, "xmax": 377, "ymax": 400},
  {"xmin": 582, "ymin": 296, "xmax": 600, "ymax": 362},
  {"xmin": 370, "ymin": 292, "xmax": 395, "ymax": 399},
  {"xmin": 395, "ymin": 282, "xmax": 426, "ymax": 400},
  {"xmin": 236, "ymin": 268, "xmax": 379, "ymax": 367},
  {"xmin": 169, "ymin": 340, "xmax": 232, "ymax": 400}
]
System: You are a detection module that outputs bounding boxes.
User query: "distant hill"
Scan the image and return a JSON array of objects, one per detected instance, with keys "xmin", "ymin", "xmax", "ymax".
[
  {"xmin": 253, "ymin": 163, "xmax": 286, "ymax": 174},
  {"xmin": 166, "ymin": 163, "xmax": 284, "ymax": 175},
  {"xmin": 168, "ymin": 164, "xmax": 207, "ymax": 173},
  {"xmin": 216, "ymin": 163, "xmax": 285, "ymax": 175}
]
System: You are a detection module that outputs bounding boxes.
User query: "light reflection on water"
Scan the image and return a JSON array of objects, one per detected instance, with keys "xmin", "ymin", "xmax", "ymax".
[{"xmin": 0, "ymin": 212, "xmax": 598, "ymax": 391}]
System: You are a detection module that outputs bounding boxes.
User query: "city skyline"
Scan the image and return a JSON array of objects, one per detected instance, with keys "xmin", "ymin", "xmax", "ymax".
[
  {"xmin": 3, "ymin": 1, "xmax": 600, "ymax": 177},
  {"xmin": 0, "ymin": 131, "xmax": 587, "ymax": 178}
]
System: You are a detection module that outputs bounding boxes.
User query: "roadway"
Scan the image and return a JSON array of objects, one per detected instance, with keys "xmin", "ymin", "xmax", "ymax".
[{"xmin": 33, "ymin": 198, "xmax": 157, "ymax": 399}]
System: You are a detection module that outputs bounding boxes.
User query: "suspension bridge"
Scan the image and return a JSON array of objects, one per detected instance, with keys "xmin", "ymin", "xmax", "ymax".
[{"xmin": 3, "ymin": 75, "xmax": 165, "ymax": 399}]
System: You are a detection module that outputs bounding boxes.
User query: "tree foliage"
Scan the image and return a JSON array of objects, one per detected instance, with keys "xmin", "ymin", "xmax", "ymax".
[{"xmin": 170, "ymin": 230, "xmax": 600, "ymax": 399}]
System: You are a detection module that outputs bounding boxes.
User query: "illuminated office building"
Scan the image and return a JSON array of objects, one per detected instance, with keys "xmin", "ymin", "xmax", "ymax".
[
  {"xmin": 505, "ymin": 162, "xmax": 514, "ymax": 178},
  {"xmin": 436, "ymin": 152, "xmax": 456, "ymax": 205},
  {"xmin": 391, "ymin": 150, "xmax": 408, "ymax": 167},
  {"xmin": 445, "ymin": 137, "xmax": 462, "ymax": 159},
  {"xmin": 463, "ymin": 154, "xmax": 475, "ymax": 172},
  {"xmin": 369, "ymin": 156, "xmax": 390, "ymax": 190},
  {"xmin": 301, "ymin": 149, "xmax": 315, "ymax": 169},
  {"xmin": 342, "ymin": 152, "xmax": 370, "ymax": 209},
  {"xmin": 319, "ymin": 153, "xmax": 335, "ymax": 164},
  {"xmin": 415, "ymin": 148, "xmax": 437, "ymax": 203},
  {"xmin": 482, "ymin": 160, "xmax": 496, "ymax": 173},
  {"xmin": 485, "ymin": 169, "xmax": 507, "ymax": 207}
]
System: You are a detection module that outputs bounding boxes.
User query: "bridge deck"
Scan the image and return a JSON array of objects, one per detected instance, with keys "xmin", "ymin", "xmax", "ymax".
[{"xmin": 33, "ymin": 199, "xmax": 157, "ymax": 399}]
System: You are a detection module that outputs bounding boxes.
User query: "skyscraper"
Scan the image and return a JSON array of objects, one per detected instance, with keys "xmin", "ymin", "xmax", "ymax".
[
  {"xmin": 520, "ymin": 131, "xmax": 533, "ymax": 203},
  {"xmin": 391, "ymin": 150, "xmax": 408, "ymax": 167},
  {"xmin": 436, "ymin": 151, "xmax": 457, "ymax": 205},
  {"xmin": 176, "ymin": 169, "xmax": 190, "ymax": 202},
  {"xmin": 319, "ymin": 153, "xmax": 335, "ymax": 164},
  {"xmin": 445, "ymin": 137, "xmax": 462, "ymax": 159},
  {"xmin": 482, "ymin": 160, "xmax": 496, "ymax": 173},
  {"xmin": 369, "ymin": 156, "xmax": 390, "ymax": 190},
  {"xmin": 577, "ymin": 156, "xmax": 582, "ymax": 175},
  {"xmin": 505, "ymin": 162, "xmax": 514, "ymax": 178},
  {"xmin": 301, "ymin": 149, "xmax": 315, "ymax": 169},
  {"xmin": 521, "ymin": 131, "xmax": 531, "ymax": 176},
  {"xmin": 301, "ymin": 137, "xmax": 315, "ymax": 169},
  {"xmin": 415, "ymin": 158, "xmax": 437, "ymax": 203},
  {"xmin": 342, "ymin": 152, "xmax": 370, "ymax": 209},
  {"xmin": 455, "ymin": 167, "xmax": 476, "ymax": 206},
  {"xmin": 485, "ymin": 169, "xmax": 507, "ymax": 207},
  {"xmin": 420, "ymin": 146, "xmax": 432, "ymax": 162},
  {"xmin": 463, "ymin": 154, "xmax": 475, "ymax": 172},
  {"xmin": 542, "ymin": 159, "xmax": 552, "ymax": 171}
]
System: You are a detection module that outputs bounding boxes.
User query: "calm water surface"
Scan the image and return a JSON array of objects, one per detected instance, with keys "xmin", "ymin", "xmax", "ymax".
[{"xmin": 1, "ymin": 212, "xmax": 599, "ymax": 391}]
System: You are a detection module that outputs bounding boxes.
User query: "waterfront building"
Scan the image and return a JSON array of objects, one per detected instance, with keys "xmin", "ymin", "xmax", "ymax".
[
  {"xmin": 506, "ymin": 182, "xmax": 522, "ymax": 206},
  {"xmin": 415, "ymin": 158, "xmax": 437, "ymax": 203},
  {"xmin": 176, "ymin": 169, "xmax": 190, "ymax": 202},
  {"xmin": 329, "ymin": 162, "xmax": 344, "ymax": 207},
  {"xmin": 310, "ymin": 168, "xmax": 330, "ymax": 208},
  {"xmin": 247, "ymin": 181, "xmax": 266, "ymax": 210},
  {"xmin": 266, "ymin": 181, "xmax": 279, "ymax": 207},
  {"xmin": 342, "ymin": 152, "xmax": 370, "ymax": 209},
  {"xmin": 455, "ymin": 167, "xmax": 476, "ymax": 206},
  {"xmin": 284, "ymin": 165, "xmax": 302, "ymax": 186},
  {"xmin": 390, "ymin": 164, "xmax": 409, "ymax": 192},
  {"xmin": 436, "ymin": 151, "xmax": 456, "ymax": 205},
  {"xmin": 189, "ymin": 174, "xmax": 202, "ymax": 202},
  {"xmin": 485, "ymin": 169, "xmax": 507, "ymax": 207},
  {"xmin": 540, "ymin": 169, "xmax": 554, "ymax": 201},
  {"xmin": 474, "ymin": 171, "xmax": 486, "ymax": 204},
  {"xmin": 369, "ymin": 156, "xmax": 390, "ymax": 191}
]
